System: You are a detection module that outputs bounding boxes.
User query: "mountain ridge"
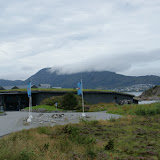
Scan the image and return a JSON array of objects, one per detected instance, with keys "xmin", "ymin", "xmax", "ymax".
[{"xmin": 1, "ymin": 68, "xmax": 160, "ymax": 89}]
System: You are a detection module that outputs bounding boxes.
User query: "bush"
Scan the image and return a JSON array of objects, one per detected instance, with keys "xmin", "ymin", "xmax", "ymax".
[
  {"xmin": 40, "ymin": 92, "xmax": 87, "ymax": 111},
  {"xmin": 61, "ymin": 92, "xmax": 78, "ymax": 110},
  {"xmin": 104, "ymin": 139, "xmax": 114, "ymax": 151},
  {"xmin": 40, "ymin": 96, "xmax": 62, "ymax": 106}
]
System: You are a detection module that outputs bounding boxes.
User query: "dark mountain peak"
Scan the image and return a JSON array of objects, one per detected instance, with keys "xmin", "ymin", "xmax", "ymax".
[{"xmin": 24, "ymin": 68, "xmax": 160, "ymax": 89}]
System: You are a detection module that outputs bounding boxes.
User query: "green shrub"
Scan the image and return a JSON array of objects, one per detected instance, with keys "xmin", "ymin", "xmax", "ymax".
[
  {"xmin": 40, "ymin": 96, "xmax": 62, "ymax": 106},
  {"xmin": 19, "ymin": 148, "xmax": 36, "ymax": 160},
  {"xmin": 61, "ymin": 92, "xmax": 78, "ymax": 110},
  {"xmin": 104, "ymin": 139, "xmax": 114, "ymax": 151},
  {"xmin": 63, "ymin": 125, "xmax": 80, "ymax": 135},
  {"xmin": 40, "ymin": 93, "xmax": 83, "ymax": 110}
]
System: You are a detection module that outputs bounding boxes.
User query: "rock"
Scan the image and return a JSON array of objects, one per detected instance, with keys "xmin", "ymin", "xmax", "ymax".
[
  {"xmin": 38, "ymin": 113, "xmax": 44, "ymax": 117},
  {"xmin": 52, "ymin": 114, "xmax": 65, "ymax": 118},
  {"xmin": 137, "ymin": 86, "xmax": 160, "ymax": 101},
  {"xmin": 118, "ymin": 100, "xmax": 133, "ymax": 105}
]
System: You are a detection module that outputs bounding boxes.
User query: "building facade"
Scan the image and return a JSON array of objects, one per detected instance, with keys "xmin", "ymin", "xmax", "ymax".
[{"xmin": 0, "ymin": 91, "xmax": 138, "ymax": 111}]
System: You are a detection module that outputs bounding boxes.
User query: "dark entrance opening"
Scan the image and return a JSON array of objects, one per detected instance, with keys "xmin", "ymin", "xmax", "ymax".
[
  {"xmin": 5, "ymin": 95, "xmax": 22, "ymax": 111},
  {"xmin": 7, "ymin": 102, "xmax": 19, "ymax": 111},
  {"xmin": 3, "ymin": 93, "xmax": 37, "ymax": 111}
]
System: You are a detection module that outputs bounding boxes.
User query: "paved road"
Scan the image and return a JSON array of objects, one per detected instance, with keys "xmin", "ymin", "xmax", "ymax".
[{"xmin": 0, "ymin": 111, "xmax": 121, "ymax": 137}]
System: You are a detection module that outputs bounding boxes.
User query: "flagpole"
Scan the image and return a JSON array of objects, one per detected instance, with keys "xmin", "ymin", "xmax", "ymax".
[
  {"xmin": 27, "ymin": 81, "xmax": 32, "ymax": 122},
  {"xmin": 30, "ymin": 80, "xmax": 33, "ymax": 119},
  {"xmin": 27, "ymin": 96, "xmax": 31, "ymax": 122},
  {"xmin": 81, "ymin": 79, "xmax": 86, "ymax": 117},
  {"xmin": 30, "ymin": 96, "xmax": 33, "ymax": 119}
]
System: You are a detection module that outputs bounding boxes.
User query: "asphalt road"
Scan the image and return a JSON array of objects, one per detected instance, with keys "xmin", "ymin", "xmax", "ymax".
[{"xmin": 0, "ymin": 111, "xmax": 121, "ymax": 137}]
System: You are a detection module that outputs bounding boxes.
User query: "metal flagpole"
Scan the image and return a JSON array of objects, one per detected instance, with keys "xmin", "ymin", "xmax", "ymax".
[
  {"xmin": 81, "ymin": 79, "xmax": 86, "ymax": 117},
  {"xmin": 27, "ymin": 81, "xmax": 32, "ymax": 122},
  {"xmin": 30, "ymin": 96, "xmax": 33, "ymax": 119},
  {"xmin": 27, "ymin": 96, "xmax": 31, "ymax": 122},
  {"xmin": 30, "ymin": 80, "xmax": 33, "ymax": 119}
]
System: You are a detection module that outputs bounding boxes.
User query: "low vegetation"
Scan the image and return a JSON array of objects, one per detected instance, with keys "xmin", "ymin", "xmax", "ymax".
[
  {"xmin": 0, "ymin": 115, "xmax": 160, "ymax": 160},
  {"xmin": 40, "ymin": 92, "xmax": 83, "ymax": 111},
  {"xmin": 107, "ymin": 103, "xmax": 160, "ymax": 116},
  {"xmin": 1, "ymin": 100, "xmax": 160, "ymax": 159},
  {"xmin": 0, "ymin": 88, "xmax": 114, "ymax": 93},
  {"xmin": 24, "ymin": 92, "xmax": 83, "ymax": 111},
  {"xmin": 88, "ymin": 102, "xmax": 160, "ymax": 116}
]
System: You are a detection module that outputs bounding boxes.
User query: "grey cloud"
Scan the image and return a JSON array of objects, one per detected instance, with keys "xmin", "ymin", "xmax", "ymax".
[
  {"xmin": 0, "ymin": 0, "xmax": 160, "ymax": 80},
  {"xmin": 49, "ymin": 49, "xmax": 160, "ymax": 76}
]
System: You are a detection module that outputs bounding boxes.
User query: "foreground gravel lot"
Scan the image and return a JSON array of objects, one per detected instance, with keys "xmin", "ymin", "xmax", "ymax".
[{"xmin": 0, "ymin": 111, "xmax": 121, "ymax": 137}]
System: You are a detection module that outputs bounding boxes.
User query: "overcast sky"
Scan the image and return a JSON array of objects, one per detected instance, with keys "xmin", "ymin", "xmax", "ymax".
[{"xmin": 0, "ymin": 0, "xmax": 160, "ymax": 80}]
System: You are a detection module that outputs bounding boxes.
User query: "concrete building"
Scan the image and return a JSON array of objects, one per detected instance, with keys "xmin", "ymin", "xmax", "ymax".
[
  {"xmin": 39, "ymin": 84, "xmax": 51, "ymax": 89},
  {"xmin": 0, "ymin": 90, "xmax": 138, "ymax": 111}
]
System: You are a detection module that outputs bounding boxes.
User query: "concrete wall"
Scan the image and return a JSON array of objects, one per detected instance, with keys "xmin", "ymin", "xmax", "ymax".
[
  {"xmin": 84, "ymin": 92, "xmax": 134, "ymax": 104},
  {"xmin": 0, "ymin": 91, "xmax": 137, "ymax": 111},
  {"xmin": 35, "ymin": 91, "xmax": 136, "ymax": 105}
]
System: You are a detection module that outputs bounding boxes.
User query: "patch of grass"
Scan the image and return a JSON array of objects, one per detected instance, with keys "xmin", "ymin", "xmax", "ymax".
[
  {"xmin": 107, "ymin": 102, "xmax": 160, "ymax": 116},
  {"xmin": 19, "ymin": 148, "xmax": 36, "ymax": 160},
  {"xmin": 80, "ymin": 119, "xmax": 99, "ymax": 126},
  {"xmin": 0, "ymin": 88, "xmax": 115, "ymax": 93},
  {"xmin": 37, "ymin": 126, "xmax": 52, "ymax": 135},
  {"xmin": 89, "ymin": 103, "xmax": 116, "ymax": 112}
]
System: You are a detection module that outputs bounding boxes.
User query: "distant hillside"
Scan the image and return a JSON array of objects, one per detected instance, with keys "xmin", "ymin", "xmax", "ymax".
[
  {"xmin": 137, "ymin": 86, "xmax": 160, "ymax": 100},
  {"xmin": 24, "ymin": 68, "xmax": 160, "ymax": 89},
  {"xmin": 1, "ymin": 68, "xmax": 160, "ymax": 89},
  {"xmin": 0, "ymin": 79, "xmax": 23, "ymax": 86}
]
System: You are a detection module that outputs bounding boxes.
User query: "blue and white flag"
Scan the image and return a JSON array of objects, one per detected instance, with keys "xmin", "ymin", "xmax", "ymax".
[
  {"xmin": 77, "ymin": 82, "xmax": 82, "ymax": 95},
  {"xmin": 27, "ymin": 82, "xmax": 31, "ymax": 97}
]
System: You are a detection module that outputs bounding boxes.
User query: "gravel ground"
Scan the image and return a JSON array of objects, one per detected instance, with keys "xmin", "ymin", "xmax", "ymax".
[{"xmin": 0, "ymin": 111, "xmax": 121, "ymax": 137}]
